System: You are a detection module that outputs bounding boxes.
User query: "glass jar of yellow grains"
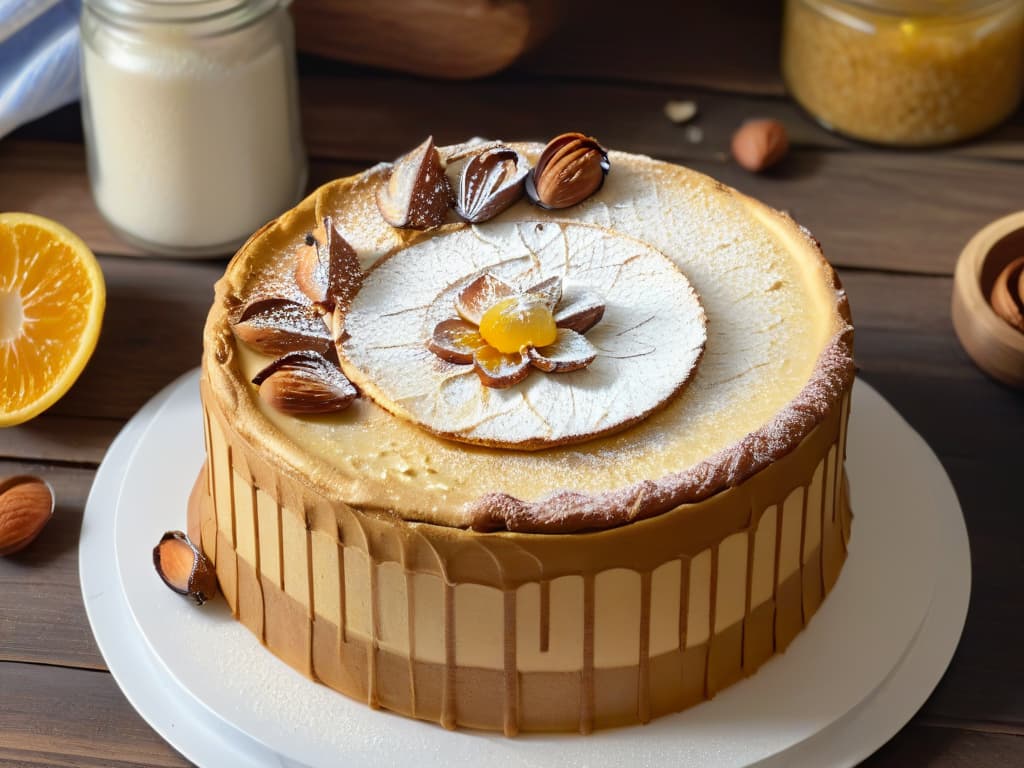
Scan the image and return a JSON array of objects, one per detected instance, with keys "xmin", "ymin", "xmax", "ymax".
[{"xmin": 783, "ymin": 0, "xmax": 1024, "ymax": 146}]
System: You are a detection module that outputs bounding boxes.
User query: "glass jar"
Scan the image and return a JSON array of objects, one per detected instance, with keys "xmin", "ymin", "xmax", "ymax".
[
  {"xmin": 80, "ymin": 0, "xmax": 307, "ymax": 257},
  {"xmin": 782, "ymin": 0, "xmax": 1024, "ymax": 146}
]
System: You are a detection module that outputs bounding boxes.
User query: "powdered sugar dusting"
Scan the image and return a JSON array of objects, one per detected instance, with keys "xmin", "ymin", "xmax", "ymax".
[
  {"xmin": 337, "ymin": 221, "xmax": 707, "ymax": 449},
  {"xmin": 234, "ymin": 143, "xmax": 854, "ymax": 531},
  {"xmin": 469, "ymin": 321, "xmax": 853, "ymax": 532}
]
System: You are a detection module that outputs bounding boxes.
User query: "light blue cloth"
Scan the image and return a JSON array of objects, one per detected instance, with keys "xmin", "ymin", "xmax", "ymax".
[{"xmin": 0, "ymin": 0, "xmax": 81, "ymax": 138}]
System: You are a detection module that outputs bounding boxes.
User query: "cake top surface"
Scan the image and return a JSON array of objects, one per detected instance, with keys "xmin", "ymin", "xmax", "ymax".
[{"xmin": 208, "ymin": 139, "xmax": 853, "ymax": 533}]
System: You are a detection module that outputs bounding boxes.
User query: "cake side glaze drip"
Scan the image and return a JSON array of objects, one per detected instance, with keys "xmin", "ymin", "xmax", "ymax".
[{"xmin": 191, "ymin": 380, "xmax": 853, "ymax": 733}]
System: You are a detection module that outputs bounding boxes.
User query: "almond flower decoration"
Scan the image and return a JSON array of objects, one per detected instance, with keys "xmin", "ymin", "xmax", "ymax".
[{"xmin": 428, "ymin": 273, "xmax": 606, "ymax": 388}]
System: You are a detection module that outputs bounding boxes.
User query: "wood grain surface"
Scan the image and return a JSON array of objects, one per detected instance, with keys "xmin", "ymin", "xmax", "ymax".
[{"xmin": 1, "ymin": 2, "xmax": 1022, "ymax": 764}]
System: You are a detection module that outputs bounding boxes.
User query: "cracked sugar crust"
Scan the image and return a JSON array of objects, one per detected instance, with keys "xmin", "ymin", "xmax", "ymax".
[
  {"xmin": 211, "ymin": 142, "xmax": 854, "ymax": 532},
  {"xmin": 337, "ymin": 220, "xmax": 706, "ymax": 449}
]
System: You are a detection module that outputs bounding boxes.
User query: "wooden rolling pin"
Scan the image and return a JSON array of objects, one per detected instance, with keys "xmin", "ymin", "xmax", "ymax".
[{"xmin": 291, "ymin": 0, "xmax": 566, "ymax": 79}]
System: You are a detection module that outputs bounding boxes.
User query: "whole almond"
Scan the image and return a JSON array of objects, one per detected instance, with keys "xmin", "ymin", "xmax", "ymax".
[
  {"xmin": 153, "ymin": 531, "xmax": 218, "ymax": 605},
  {"xmin": 731, "ymin": 119, "xmax": 789, "ymax": 173},
  {"xmin": 252, "ymin": 350, "xmax": 357, "ymax": 415},
  {"xmin": 455, "ymin": 145, "xmax": 529, "ymax": 223},
  {"xmin": 526, "ymin": 132, "xmax": 610, "ymax": 209},
  {"xmin": 294, "ymin": 216, "xmax": 362, "ymax": 311},
  {"xmin": 376, "ymin": 136, "xmax": 453, "ymax": 229},
  {"xmin": 0, "ymin": 476, "xmax": 55, "ymax": 556},
  {"xmin": 232, "ymin": 298, "xmax": 332, "ymax": 356}
]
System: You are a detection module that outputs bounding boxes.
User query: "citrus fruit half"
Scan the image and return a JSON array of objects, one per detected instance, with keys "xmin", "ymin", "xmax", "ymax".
[{"xmin": 0, "ymin": 213, "xmax": 106, "ymax": 427}]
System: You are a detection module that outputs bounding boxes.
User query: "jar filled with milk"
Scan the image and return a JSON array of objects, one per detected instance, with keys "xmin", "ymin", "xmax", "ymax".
[{"xmin": 80, "ymin": 0, "xmax": 306, "ymax": 256}]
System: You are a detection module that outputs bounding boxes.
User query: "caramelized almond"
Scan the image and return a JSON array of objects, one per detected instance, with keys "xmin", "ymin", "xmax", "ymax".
[
  {"xmin": 428, "ymin": 319, "xmax": 488, "ymax": 364},
  {"xmin": 554, "ymin": 290, "xmax": 606, "ymax": 334},
  {"xmin": 525, "ymin": 276, "xmax": 563, "ymax": 310},
  {"xmin": 528, "ymin": 329, "xmax": 598, "ymax": 373},
  {"xmin": 456, "ymin": 145, "xmax": 529, "ymax": 223},
  {"xmin": 153, "ymin": 531, "xmax": 217, "ymax": 605},
  {"xmin": 232, "ymin": 298, "xmax": 331, "ymax": 356},
  {"xmin": 455, "ymin": 273, "xmax": 515, "ymax": 325},
  {"xmin": 253, "ymin": 351, "xmax": 357, "ymax": 414},
  {"xmin": 376, "ymin": 136, "xmax": 453, "ymax": 229},
  {"xmin": 473, "ymin": 346, "xmax": 532, "ymax": 388},
  {"xmin": 294, "ymin": 216, "xmax": 362, "ymax": 312}
]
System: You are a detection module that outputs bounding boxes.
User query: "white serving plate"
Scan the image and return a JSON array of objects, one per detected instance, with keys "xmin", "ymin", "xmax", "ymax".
[{"xmin": 82, "ymin": 371, "xmax": 970, "ymax": 768}]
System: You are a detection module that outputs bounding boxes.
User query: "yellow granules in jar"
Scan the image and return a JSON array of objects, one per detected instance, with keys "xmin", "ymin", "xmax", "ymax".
[{"xmin": 782, "ymin": 0, "xmax": 1024, "ymax": 146}]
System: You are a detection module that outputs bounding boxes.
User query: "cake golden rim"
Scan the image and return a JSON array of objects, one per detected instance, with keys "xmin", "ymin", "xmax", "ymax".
[{"xmin": 203, "ymin": 143, "xmax": 855, "ymax": 534}]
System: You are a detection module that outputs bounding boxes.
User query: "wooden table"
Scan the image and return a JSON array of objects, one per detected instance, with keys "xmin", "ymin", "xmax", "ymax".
[{"xmin": 2, "ymin": 5, "xmax": 1023, "ymax": 765}]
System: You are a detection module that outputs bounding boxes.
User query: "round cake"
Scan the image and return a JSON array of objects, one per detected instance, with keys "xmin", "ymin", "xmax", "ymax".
[{"xmin": 188, "ymin": 135, "xmax": 855, "ymax": 734}]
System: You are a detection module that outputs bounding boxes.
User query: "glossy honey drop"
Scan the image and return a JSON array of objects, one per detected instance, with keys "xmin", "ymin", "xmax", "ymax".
[{"xmin": 478, "ymin": 295, "xmax": 557, "ymax": 354}]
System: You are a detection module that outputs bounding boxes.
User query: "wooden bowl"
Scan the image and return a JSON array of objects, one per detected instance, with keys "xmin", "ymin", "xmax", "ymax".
[{"xmin": 952, "ymin": 211, "xmax": 1024, "ymax": 388}]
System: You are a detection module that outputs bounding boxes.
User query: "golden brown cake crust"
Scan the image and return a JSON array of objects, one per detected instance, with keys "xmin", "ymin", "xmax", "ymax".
[{"xmin": 204, "ymin": 143, "xmax": 854, "ymax": 533}]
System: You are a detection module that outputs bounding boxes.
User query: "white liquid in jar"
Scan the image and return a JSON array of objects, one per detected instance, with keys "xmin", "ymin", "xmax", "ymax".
[{"xmin": 83, "ymin": 28, "xmax": 303, "ymax": 252}]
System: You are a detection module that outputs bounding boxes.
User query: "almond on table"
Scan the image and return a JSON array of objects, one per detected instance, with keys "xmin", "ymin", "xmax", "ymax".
[
  {"xmin": 731, "ymin": 119, "xmax": 789, "ymax": 173},
  {"xmin": 0, "ymin": 476, "xmax": 55, "ymax": 556}
]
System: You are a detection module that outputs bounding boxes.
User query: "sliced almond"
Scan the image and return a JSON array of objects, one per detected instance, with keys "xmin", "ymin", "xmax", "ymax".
[
  {"xmin": 455, "ymin": 273, "xmax": 515, "ymax": 325},
  {"xmin": 473, "ymin": 346, "xmax": 531, "ymax": 388},
  {"xmin": 376, "ymin": 136, "xmax": 453, "ymax": 229},
  {"xmin": 526, "ymin": 275, "xmax": 563, "ymax": 310},
  {"xmin": 428, "ymin": 319, "xmax": 487, "ymax": 364},
  {"xmin": 232, "ymin": 298, "xmax": 331, "ymax": 356},
  {"xmin": 253, "ymin": 351, "xmax": 357, "ymax": 414},
  {"xmin": 554, "ymin": 290, "xmax": 606, "ymax": 334},
  {"xmin": 528, "ymin": 329, "xmax": 598, "ymax": 373},
  {"xmin": 294, "ymin": 216, "xmax": 362, "ymax": 311},
  {"xmin": 455, "ymin": 145, "xmax": 529, "ymax": 223}
]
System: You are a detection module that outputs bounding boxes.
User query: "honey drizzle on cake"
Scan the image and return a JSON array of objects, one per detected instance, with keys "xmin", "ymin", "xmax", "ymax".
[
  {"xmin": 404, "ymin": 571, "xmax": 416, "ymax": 713},
  {"xmin": 502, "ymin": 590, "xmax": 519, "ymax": 736},
  {"xmin": 704, "ymin": 545, "xmax": 720, "ymax": 698},
  {"xmin": 637, "ymin": 570, "xmax": 653, "ymax": 723},
  {"xmin": 580, "ymin": 574, "xmax": 596, "ymax": 734},
  {"xmin": 367, "ymin": 555, "xmax": 380, "ymax": 707},
  {"xmin": 304, "ymin": 517, "xmax": 318, "ymax": 682},
  {"xmin": 442, "ymin": 584, "xmax": 457, "ymax": 729},
  {"xmin": 743, "ymin": 526, "xmax": 756, "ymax": 670},
  {"xmin": 538, "ymin": 580, "xmax": 550, "ymax": 652},
  {"xmin": 248, "ymin": 483, "xmax": 266, "ymax": 646}
]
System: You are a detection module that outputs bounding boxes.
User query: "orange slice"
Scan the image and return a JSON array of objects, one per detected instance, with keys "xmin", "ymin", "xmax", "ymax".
[{"xmin": 0, "ymin": 213, "xmax": 105, "ymax": 427}]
